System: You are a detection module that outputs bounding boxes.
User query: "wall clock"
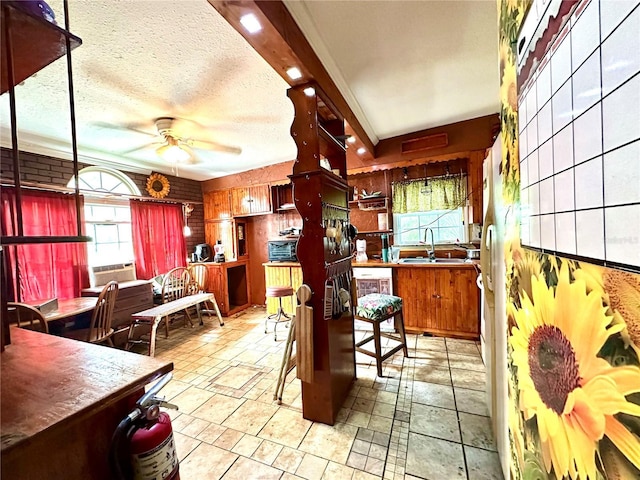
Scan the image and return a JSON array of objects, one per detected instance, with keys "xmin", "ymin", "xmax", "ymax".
[{"xmin": 146, "ymin": 173, "xmax": 170, "ymax": 198}]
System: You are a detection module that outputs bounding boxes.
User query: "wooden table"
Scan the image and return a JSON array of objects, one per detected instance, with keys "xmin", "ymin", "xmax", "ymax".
[
  {"xmin": 127, "ymin": 293, "xmax": 214, "ymax": 357},
  {"xmin": 40, "ymin": 297, "xmax": 97, "ymax": 323},
  {"xmin": 1, "ymin": 328, "xmax": 173, "ymax": 479}
]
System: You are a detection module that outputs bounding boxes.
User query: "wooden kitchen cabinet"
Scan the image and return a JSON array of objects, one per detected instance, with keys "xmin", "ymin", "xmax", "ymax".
[
  {"xmin": 395, "ymin": 265, "xmax": 479, "ymax": 339},
  {"xmin": 205, "ymin": 219, "xmax": 235, "ymax": 260},
  {"xmin": 231, "ymin": 184, "xmax": 272, "ymax": 217},
  {"xmin": 203, "ymin": 259, "xmax": 250, "ymax": 316},
  {"xmin": 264, "ymin": 262, "xmax": 303, "ymax": 316},
  {"xmin": 203, "ymin": 189, "xmax": 232, "ymax": 220}
]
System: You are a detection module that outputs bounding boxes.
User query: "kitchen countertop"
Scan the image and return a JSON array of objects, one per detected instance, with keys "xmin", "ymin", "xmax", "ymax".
[
  {"xmin": 263, "ymin": 261, "xmax": 301, "ymax": 267},
  {"xmin": 353, "ymin": 259, "xmax": 480, "ymax": 268}
]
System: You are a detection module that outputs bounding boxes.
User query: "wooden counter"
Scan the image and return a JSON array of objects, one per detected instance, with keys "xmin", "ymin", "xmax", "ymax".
[
  {"xmin": 1, "ymin": 328, "xmax": 173, "ymax": 479},
  {"xmin": 201, "ymin": 259, "xmax": 250, "ymax": 316},
  {"xmin": 263, "ymin": 262, "xmax": 303, "ymax": 316}
]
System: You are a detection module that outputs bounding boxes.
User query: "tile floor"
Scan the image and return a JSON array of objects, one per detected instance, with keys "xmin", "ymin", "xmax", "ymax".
[{"xmin": 142, "ymin": 306, "xmax": 503, "ymax": 480}]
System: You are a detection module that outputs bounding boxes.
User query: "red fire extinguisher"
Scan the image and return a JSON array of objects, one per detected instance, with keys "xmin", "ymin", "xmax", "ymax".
[{"xmin": 110, "ymin": 373, "xmax": 180, "ymax": 480}]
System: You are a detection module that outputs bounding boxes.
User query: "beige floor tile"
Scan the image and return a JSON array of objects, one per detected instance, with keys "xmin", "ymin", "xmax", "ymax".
[
  {"xmin": 173, "ymin": 431, "xmax": 202, "ymax": 461},
  {"xmin": 299, "ymin": 422, "xmax": 358, "ymax": 464},
  {"xmin": 181, "ymin": 417, "xmax": 212, "ymax": 437},
  {"xmin": 171, "ymin": 386, "xmax": 216, "ymax": 414},
  {"xmin": 212, "ymin": 365, "xmax": 262, "ymax": 389},
  {"xmin": 406, "ymin": 432, "xmax": 465, "ymax": 480},
  {"xmin": 415, "ymin": 336, "xmax": 447, "ymax": 351},
  {"xmin": 353, "ymin": 470, "xmax": 382, "ymax": 480},
  {"xmin": 411, "ymin": 380, "xmax": 455, "ymax": 410},
  {"xmin": 375, "ymin": 391, "xmax": 397, "ymax": 405},
  {"xmin": 214, "ymin": 428, "xmax": 244, "ymax": 450},
  {"xmin": 448, "ymin": 353, "xmax": 485, "ymax": 372},
  {"xmin": 459, "ymin": 412, "xmax": 497, "ymax": 451},
  {"xmin": 191, "ymin": 394, "xmax": 245, "ymax": 424},
  {"xmin": 412, "ymin": 366, "xmax": 452, "ymax": 386},
  {"xmin": 368, "ymin": 415, "xmax": 393, "ymax": 434},
  {"xmin": 465, "ymin": 445, "xmax": 504, "ymax": 480},
  {"xmin": 409, "ymin": 403, "xmax": 460, "ymax": 443},
  {"xmin": 295, "ymin": 453, "xmax": 329, "ymax": 480},
  {"xmin": 223, "ymin": 398, "xmax": 279, "ymax": 435},
  {"xmin": 258, "ymin": 407, "xmax": 312, "ymax": 448},
  {"xmin": 450, "ymin": 368, "xmax": 485, "ymax": 391},
  {"xmin": 196, "ymin": 423, "xmax": 227, "ymax": 444},
  {"xmin": 282, "ymin": 473, "xmax": 306, "ymax": 480},
  {"xmin": 231, "ymin": 434, "xmax": 263, "ymax": 457},
  {"xmin": 372, "ymin": 401, "xmax": 395, "ymax": 418},
  {"xmin": 454, "ymin": 387, "xmax": 490, "ymax": 416},
  {"xmin": 357, "ymin": 387, "xmax": 379, "ymax": 400},
  {"xmin": 352, "ymin": 397, "xmax": 376, "ymax": 413},
  {"xmin": 179, "ymin": 442, "xmax": 238, "ymax": 480},
  {"xmin": 252, "ymin": 439, "xmax": 284, "ymax": 465},
  {"xmin": 273, "ymin": 446, "xmax": 306, "ymax": 473},
  {"xmin": 321, "ymin": 461, "xmax": 355, "ymax": 480},
  {"xmin": 222, "ymin": 456, "xmax": 283, "ymax": 480},
  {"xmin": 172, "ymin": 413, "xmax": 196, "ymax": 433},
  {"xmin": 345, "ymin": 410, "xmax": 371, "ymax": 428}
]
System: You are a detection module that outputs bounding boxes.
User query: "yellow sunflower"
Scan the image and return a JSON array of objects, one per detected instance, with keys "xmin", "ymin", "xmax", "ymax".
[
  {"xmin": 510, "ymin": 264, "xmax": 640, "ymax": 479},
  {"xmin": 500, "ymin": 41, "xmax": 518, "ymax": 113}
]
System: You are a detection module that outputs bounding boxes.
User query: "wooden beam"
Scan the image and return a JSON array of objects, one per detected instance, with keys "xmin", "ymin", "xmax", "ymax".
[{"xmin": 207, "ymin": 1, "xmax": 375, "ymax": 155}]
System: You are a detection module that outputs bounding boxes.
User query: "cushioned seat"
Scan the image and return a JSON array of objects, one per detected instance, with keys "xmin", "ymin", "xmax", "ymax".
[{"xmin": 354, "ymin": 293, "xmax": 407, "ymax": 377}]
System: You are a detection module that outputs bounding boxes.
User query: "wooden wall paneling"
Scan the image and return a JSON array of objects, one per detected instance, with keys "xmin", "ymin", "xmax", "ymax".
[
  {"xmin": 204, "ymin": 220, "xmax": 235, "ymax": 260},
  {"xmin": 249, "ymin": 184, "xmax": 272, "ymax": 214},
  {"xmin": 204, "ymin": 189, "xmax": 232, "ymax": 220},
  {"xmin": 468, "ymin": 150, "xmax": 486, "ymax": 224}
]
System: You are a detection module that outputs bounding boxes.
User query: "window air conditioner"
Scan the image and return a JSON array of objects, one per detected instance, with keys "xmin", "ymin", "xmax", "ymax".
[{"xmin": 91, "ymin": 263, "xmax": 136, "ymax": 287}]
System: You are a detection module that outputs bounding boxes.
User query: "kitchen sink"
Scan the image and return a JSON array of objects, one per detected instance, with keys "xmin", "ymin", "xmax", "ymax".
[{"xmin": 399, "ymin": 257, "xmax": 468, "ymax": 264}]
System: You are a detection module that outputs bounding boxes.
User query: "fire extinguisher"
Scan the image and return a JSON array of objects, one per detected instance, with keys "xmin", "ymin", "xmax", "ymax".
[{"xmin": 110, "ymin": 372, "xmax": 180, "ymax": 480}]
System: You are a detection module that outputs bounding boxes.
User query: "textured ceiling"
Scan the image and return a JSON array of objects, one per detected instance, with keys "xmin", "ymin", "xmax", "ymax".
[{"xmin": 0, "ymin": 1, "xmax": 500, "ymax": 182}]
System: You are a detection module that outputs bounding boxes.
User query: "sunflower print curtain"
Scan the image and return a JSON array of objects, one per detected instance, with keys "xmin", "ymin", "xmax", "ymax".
[{"xmin": 392, "ymin": 175, "xmax": 465, "ymax": 214}]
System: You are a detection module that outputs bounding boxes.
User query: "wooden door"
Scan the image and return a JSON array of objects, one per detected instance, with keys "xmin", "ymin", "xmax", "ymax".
[
  {"xmin": 204, "ymin": 190, "xmax": 232, "ymax": 220},
  {"xmin": 205, "ymin": 264, "xmax": 227, "ymax": 314}
]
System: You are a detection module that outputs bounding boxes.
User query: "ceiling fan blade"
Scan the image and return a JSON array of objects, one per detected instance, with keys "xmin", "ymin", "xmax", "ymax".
[
  {"xmin": 182, "ymin": 138, "xmax": 242, "ymax": 155},
  {"xmin": 93, "ymin": 121, "xmax": 157, "ymax": 138}
]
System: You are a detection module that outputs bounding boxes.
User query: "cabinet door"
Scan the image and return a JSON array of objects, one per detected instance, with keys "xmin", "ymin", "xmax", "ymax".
[
  {"xmin": 205, "ymin": 220, "xmax": 235, "ymax": 260},
  {"xmin": 249, "ymin": 184, "xmax": 272, "ymax": 214},
  {"xmin": 265, "ymin": 266, "xmax": 292, "ymax": 314},
  {"xmin": 205, "ymin": 264, "xmax": 227, "ymax": 315},
  {"xmin": 204, "ymin": 190, "xmax": 232, "ymax": 220},
  {"xmin": 231, "ymin": 187, "xmax": 252, "ymax": 217}
]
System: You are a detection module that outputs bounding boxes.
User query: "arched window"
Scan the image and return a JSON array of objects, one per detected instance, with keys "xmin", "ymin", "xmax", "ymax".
[{"xmin": 67, "ymin": 167, "xmax": 140, "ymax": 267}]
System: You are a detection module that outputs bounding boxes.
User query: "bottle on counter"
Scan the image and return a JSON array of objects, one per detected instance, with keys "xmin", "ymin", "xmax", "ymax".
[{"xmin": 381, "ymin": 234, "xmax": 389, "ymax": 263}]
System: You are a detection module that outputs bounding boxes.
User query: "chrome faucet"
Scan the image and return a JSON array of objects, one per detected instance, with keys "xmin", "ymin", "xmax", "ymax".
[{"xmin": 424, "ymin": 227, "xmax": 436, "ymax": 261}]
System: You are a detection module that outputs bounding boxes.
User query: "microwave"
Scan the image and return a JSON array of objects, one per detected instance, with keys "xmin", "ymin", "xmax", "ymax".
[{"xmin": 268, "ymin": 239, "xmax": 298, "ymax": 262}]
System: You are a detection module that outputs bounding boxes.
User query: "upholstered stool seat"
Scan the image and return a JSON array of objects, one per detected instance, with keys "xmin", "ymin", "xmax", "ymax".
[
  {"xmin": 265, "ymin": 286, "xmax": 294, "ymax": 341},
  {"xmin": 354, "ymin": 293, "xmax": 408, "ymax": 377}
]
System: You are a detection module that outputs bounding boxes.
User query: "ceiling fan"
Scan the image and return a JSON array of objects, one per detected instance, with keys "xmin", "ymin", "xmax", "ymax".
[{"xmin": 152, "ymin": 117, "xmax": 242, "ymax": 164}]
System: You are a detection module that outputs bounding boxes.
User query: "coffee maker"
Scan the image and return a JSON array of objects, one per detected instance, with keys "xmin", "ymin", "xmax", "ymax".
[{"xmin": 213, "ymin": 240, "xmax": 225, "ymax": 263}]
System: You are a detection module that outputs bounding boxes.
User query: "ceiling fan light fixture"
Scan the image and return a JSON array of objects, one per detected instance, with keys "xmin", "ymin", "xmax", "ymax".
[
  {"xmin": 156, "ymin": 138, "xmax": 191, "ymax": 163},
  {"xmin": 240, "ymin": 13, "xmax": 262, "ymax": 34}
]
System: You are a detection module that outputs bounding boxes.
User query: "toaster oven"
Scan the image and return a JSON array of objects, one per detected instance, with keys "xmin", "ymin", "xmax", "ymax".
[{"xmin": 267, "ymin": 239, "xmax": 298, "ymax": 262}]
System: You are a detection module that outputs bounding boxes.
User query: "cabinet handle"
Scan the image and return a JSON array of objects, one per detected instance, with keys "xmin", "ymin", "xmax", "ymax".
[{"xmin": 432, "ymin": 294, "xmax": 441, "ymax": 299}]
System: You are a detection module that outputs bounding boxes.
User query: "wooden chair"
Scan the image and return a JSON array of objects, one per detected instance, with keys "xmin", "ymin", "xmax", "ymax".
[
  {"xmin": 160, "ymin": 267, "xmax": 194, "ymax": 336},
  {"xmin": 7, "ymin": 302, "xmax": 49, "ymax": 334},
  {"xmin": 64, "ymin": 281, "xmax": 119, "ymax": 346},
  {"xmin": 188, "ymin": 263, "xmax": 224, "ymax": 326}
]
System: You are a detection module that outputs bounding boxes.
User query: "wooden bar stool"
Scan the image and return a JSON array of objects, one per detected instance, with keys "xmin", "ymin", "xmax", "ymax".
[
  {"xmin": 354, "ymin": 293, "xmax": 408, "ymax": 377},
  {"xmin": 265, "ymin": 286, "xmax": 294, "ymax": 341}
]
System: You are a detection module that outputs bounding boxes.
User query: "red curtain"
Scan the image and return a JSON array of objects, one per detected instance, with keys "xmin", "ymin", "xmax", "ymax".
[
  {"xmin": 130, "ymin": 200, "xmax": 187, "ymax": 280},
  {"xmin": 1, "ymin": 188, "xmax": 89, "ymax": 302}
]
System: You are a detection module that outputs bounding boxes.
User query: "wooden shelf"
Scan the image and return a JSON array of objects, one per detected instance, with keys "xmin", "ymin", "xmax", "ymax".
[
  {"xmin": 1, "ymin": 3, "xmax": 82, "ymax": 94},
  {"xmin": 356, "ymin": 230, "xmax": 393, "ymax": 236},
  {"xmin": 349, "ymin": 197, "xmax": 388, "ymax": 211}
]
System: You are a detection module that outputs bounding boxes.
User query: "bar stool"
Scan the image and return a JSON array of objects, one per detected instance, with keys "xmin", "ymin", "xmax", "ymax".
[
  {"xmin": 265, "ymin": 286, "xmax": 294, "ymax": 341},
  {"xmin": 354, "ymin": 293, "xmax": 408, "ymax": 377}
]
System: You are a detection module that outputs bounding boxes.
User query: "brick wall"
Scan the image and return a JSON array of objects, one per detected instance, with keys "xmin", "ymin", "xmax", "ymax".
[{"xmin": 0, "ymin": 148, "xmax": 205, "ymax": 252}]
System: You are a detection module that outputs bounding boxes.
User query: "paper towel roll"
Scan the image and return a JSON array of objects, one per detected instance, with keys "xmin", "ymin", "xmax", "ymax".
[{"xmin": 377, "ymin": 213, "xmax": 388, "ymax": 231}]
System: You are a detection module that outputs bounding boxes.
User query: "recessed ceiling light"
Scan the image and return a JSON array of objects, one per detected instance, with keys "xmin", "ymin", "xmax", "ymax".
[
  {"xmin": 357, "ymin": 147, "xmax": 366, "ymax": 155},
  {"xmin": 286, "ymin": 67, "xmax": 303, "ymax": 80},
  {"xmin": 240, "ymin": 13, "xmax": 262, "ymax": 34},
  {"xmin": 347, "ymin": 136, "xmax": 356, "ymax": 144},
  {"xmin": 303, "ymin": 87, "xmax": 315, "ymax": 97}
]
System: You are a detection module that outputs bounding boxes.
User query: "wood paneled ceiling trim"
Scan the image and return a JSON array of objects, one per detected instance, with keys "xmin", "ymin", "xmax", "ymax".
[{"xmin": 207, "ymin": 0, "xmax": 375, "ymax": 155}]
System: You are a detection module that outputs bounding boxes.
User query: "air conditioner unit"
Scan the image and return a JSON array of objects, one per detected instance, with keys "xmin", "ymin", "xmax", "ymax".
[{"xmin": 91, "ymin": 263, "xmax": 136, "ymax": 287}]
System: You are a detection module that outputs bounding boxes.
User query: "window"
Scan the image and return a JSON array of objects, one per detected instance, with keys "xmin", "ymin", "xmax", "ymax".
[
  {"xmin": 67, "ymin": 167, "xmax": 140, "ymax": 267},
  {"xmin": 392, "ymin": 174, "xmax": 467, "ymax": 246},
  {"xmin": 393, "ymin": 208, "xmax": 465, "ymax": 245}
]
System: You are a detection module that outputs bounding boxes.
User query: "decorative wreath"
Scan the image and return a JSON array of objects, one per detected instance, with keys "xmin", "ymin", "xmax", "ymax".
[{"xmin": 146, "ymin": 173, "xmax": 170, "ymax": 199}]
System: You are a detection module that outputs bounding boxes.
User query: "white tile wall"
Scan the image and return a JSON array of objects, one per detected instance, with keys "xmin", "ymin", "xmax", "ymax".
[
  {"xmin": 518, "ymin": 0, "xmax": 640, "ymax": 269},
  {"xmin": 540, "ymin": 214, "xmax": 557, "ymax": 250},
  {"xmin": 539, "ymin": 178, "xmax": 555, "ymax": 214},
  {"xmin": 571, "ymin": 0, "xmax": 601, "ymax": 70},
  {"xmin": 553, "ymin": 124, "xmax": 574, "ymax": 173},
  {"xmin": 605, "ymin": 204, "xmax": 640, "ymax": 267},
  {"xmin": 601, "ymin": 0, "xmax": 638, "ymax": 39},
  {"xmin": 603, "ymin": 74, "xmax": 640, "ymax": 152},
  {"xmin": 574, "ymin": 157, "xmax": 603, "ymax": 210},
  {"xmin": 601, "ymin": 6, "xmax": 640, "ymax": 95},
  {"xmin": 572, "ymin": 50, "xmax": 602, "ymax": 117},
  {"xmin": 573, "ymin": 103, "xmax": 602, "ymax": 165},
  {"xmin": 604, "ymin": 141, "xmax": 640, "ymax": 206},
  {"xmin": 551, "ymin": 34, "xmax": 572, "ymax": 93},
  {"xmin": 554, "ymin": 169, "xmax": 575, "ymax": 212},
  {"xmin": 555, "ymin": 211, "xmax": 577, "ymax": 255},
  {"xmin": 576, "ymin": 209, "xmax": 605, "ymax": 259},
  {"xmin": 538, "ymin": 140, "xmax": 554, "ymax": 180},
  {"xmin": 552, "ymin": 82, "xmax": 573, "ymax": 133}
]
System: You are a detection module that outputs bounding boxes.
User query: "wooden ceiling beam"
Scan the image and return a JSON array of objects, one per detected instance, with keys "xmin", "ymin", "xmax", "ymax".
[{"xmin": 207, "ymin": 0, "xmax": 376, "ymax": 155}]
